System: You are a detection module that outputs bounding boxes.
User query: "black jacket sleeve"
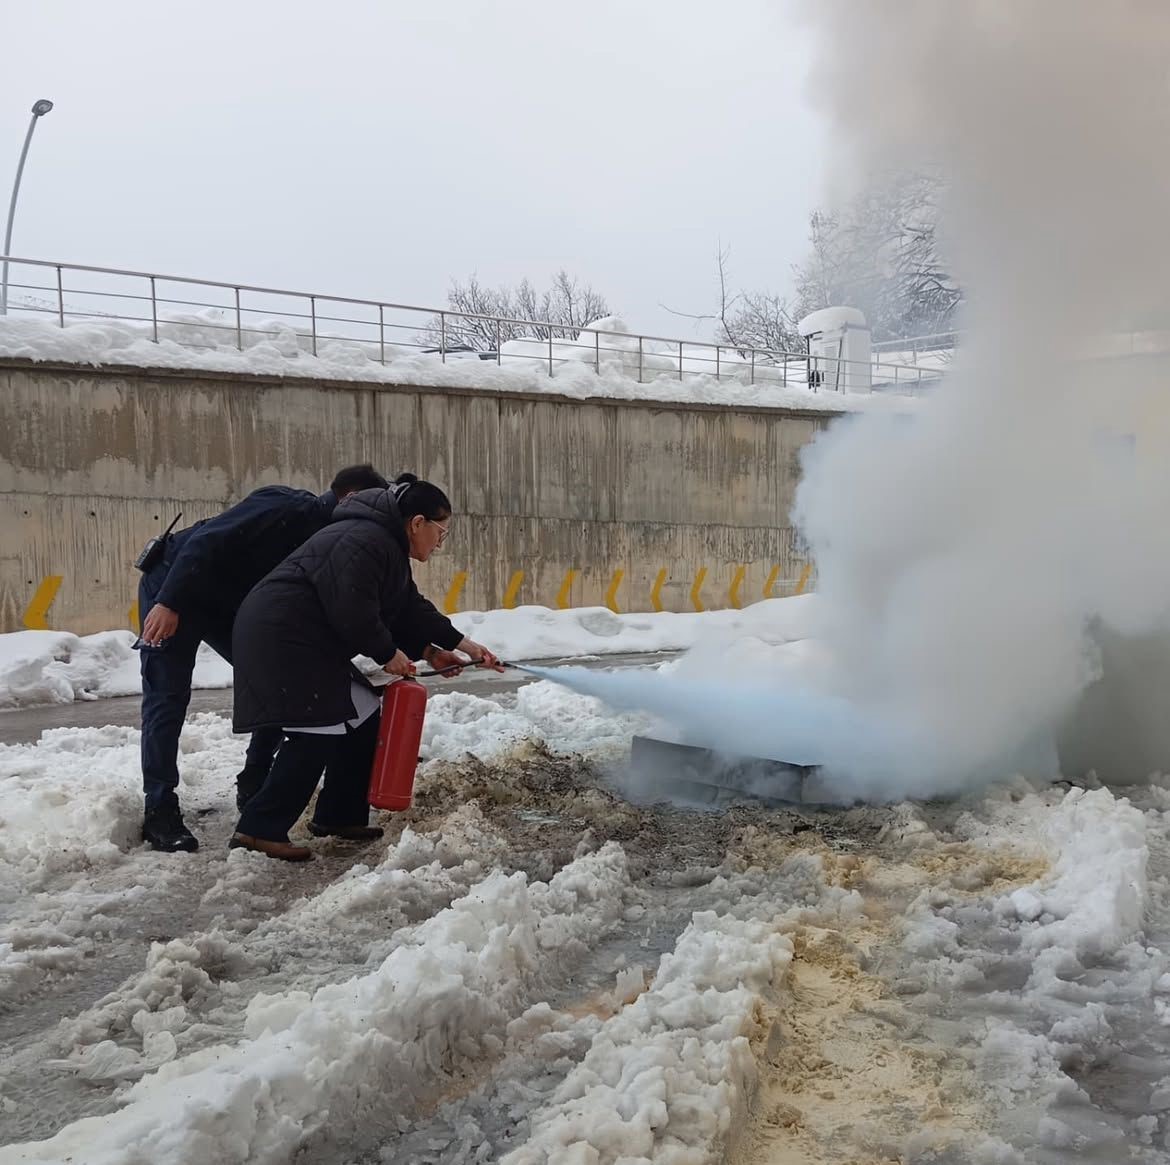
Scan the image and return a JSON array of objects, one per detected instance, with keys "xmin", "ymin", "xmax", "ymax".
[
  {"xmin": 390, "ymin": 578, "xmax": 463, "ymax": 660},
  {"xmin": 154, "ymin": 488, "xmax": 318, "ymax": 614},
  {"xmin": 308, "ymin": 529, "xmax": 400, "ymax": 665}
]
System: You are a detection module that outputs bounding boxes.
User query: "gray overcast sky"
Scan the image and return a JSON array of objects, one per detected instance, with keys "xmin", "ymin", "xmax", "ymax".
[{"xmin": 3, "ymin": 0, "xmax": 826, "ymax": 336}]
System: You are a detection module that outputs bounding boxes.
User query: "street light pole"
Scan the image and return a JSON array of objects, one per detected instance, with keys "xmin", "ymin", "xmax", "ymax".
[{"xmin": 1, "ymin": 99, "xmax": 54, "ymax": 316}]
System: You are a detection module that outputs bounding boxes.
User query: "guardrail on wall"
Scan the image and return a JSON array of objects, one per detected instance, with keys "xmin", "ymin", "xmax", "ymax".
[{"xmin": 0, "ymin": 255, "xmax": 940, "ymax": 393}]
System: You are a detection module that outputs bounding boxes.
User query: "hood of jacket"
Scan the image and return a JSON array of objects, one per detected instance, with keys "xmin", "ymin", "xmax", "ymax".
[{"xmin": 331, "ymin": 487, "xmax": 409, "ymax": 551}]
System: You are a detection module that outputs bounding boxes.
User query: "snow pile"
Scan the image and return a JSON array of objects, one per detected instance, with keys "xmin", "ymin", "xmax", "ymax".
[
  {"xmin": 992, "ymin": 786, "xmax": 1146, "ymax": 960},
  {"xmin": 908, "ymin": 785, "xmax": 1148, "ymax": 983},
  {"xmin": 453, "ymin": 594, "xmax": 821, "ymax": 663},
  {"xmin": 502, "ymin": 911, "xmax": 791, "ymax": 1163},
  {"xmin": 0, "ymin": 717, "xmax": 240, "ymax": 893},
  {"xmin": 900, "ymin": 783, "xmax": 1156, "ymax": 1154},
  {"xmin": 44, "ymin": 804, "xmax": 513, "ymax": 1081},
  {"xmin": 0, "ymin": 846, "xmax": 630, "ymax": 1165},
  {"xmin": 0, "ymin": 716, "xmax": 245, "ymax": 1006},
  {"xmin": 0, "ymin": 630, "xmax": 231, "ymax": 710},
  {"xmin": 0, "ymin": 596, "xmax": 821, "ymax": 711},
  {"xmin": 421, "ymin": 681, "xmax": 653, "ymax": 764},
  {"xmin": 0, "ymin": 312, "xmax": 919, "ymax": 413}
]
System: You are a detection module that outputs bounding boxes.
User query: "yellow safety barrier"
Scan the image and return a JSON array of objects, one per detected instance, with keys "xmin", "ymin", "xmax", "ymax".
[
  {"xmin": 728, "ymin": 564, "xmax": 746, "ymax": 609},
  {"xmin": 502, "ymin": 570, "xmax": 525, "ymax": 609},
  {"xmin": 556, "ymin": 569, "xmax": 579, "ymax": 609},
  {"xmin": 690, "ymin": 567, "xmax": 708, "ymax": 612},
  {"xmin": 108, "ymin": 558, "xmax": 812, "ymax": 631},
  {"xmin": 605, "ymin": 569, "xmax": 624, "ymax": 614},
  {"xmin": 650, "ymin": 568, "xmax": 667, "ymax": 613},
  {"xmin": 22, "ymin": 575, "xmax": 63, "ymax": 631},
  {"xmin": 443, "ymin": 571, "xmax": 468, "ymax": 615}
]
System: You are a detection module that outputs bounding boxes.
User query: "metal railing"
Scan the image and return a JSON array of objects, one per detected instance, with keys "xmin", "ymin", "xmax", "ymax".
[
  {"xmin": 0, "ymin": 256, "xmax": 940, "ymax": 394},
  {"xmin": 871, "ymin": 329, "xmax": 960, "ymax": 356}
]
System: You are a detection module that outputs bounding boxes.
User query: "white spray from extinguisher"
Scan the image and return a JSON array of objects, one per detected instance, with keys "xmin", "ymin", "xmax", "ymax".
[{"xmin": 507, "ymin": 661, "xmax": 910, "ymax": 795}]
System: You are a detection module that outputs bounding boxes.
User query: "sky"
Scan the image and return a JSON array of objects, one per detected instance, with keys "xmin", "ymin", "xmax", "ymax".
[{"xmin": 1, "ymin": 0, "xmax": 827, "ymax": 337}]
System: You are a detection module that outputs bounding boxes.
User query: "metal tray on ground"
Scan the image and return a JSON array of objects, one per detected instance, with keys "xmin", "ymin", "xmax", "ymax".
[{"xmin": 628, "ymin": 735, "xmax": 822, "ymax": 808}]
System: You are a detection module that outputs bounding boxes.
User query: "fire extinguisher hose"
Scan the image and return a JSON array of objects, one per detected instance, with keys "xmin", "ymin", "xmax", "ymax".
[{"xmin": 411, "ymin": 659, "xmax": 541, "ymax": 679}]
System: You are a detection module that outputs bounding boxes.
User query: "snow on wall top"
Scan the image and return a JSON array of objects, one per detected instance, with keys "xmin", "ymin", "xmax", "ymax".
[{"xmin": 0, "ymin": 313, "xmax": 918, "ymax": 414}]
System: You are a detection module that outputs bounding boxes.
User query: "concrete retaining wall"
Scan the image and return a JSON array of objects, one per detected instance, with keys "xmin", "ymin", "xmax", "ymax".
[{"xmin": 0, "ymin": 359, "xmax": 838, "ymax": 635}]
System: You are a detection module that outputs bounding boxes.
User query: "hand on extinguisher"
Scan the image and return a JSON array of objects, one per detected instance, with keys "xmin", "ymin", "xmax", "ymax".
[
  {"xmin": 383, "ymin": 650, "xmax": 417, "ymax": 678},
  {"xmin": 457, "ymin": 637, "xmax": 505, "ymax": 672}
]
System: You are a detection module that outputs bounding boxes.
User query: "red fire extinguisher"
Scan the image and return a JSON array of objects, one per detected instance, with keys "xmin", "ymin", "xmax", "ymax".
[{"xmin": 368, "ymin": 678, "xmax": 428, "ymax": 811}]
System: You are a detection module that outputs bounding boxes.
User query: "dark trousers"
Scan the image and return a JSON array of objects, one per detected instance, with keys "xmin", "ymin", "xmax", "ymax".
[
  {"xmin": 139, "ymin": 568, "xmax": 282, "ymax": 810},
  {"xmin": 235, "ymin": 712, "xmax": 379, "ymax": 842}
]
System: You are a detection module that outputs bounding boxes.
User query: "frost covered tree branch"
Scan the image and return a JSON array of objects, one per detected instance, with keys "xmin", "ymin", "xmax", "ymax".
[{"xmin": 418, "ymin": 271, "xmax": 610, "ymax": 352}]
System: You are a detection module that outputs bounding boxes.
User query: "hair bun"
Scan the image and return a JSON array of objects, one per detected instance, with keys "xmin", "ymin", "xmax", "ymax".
[{"xmin": 394, "ymin": 472, "xmax": 419, "ymax": 486}]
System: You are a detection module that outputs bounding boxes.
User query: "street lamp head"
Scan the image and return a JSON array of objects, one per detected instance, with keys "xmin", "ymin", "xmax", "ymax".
[{"xmin": 31, "ymin": 100, "xmax": 53, "ymax": 117}]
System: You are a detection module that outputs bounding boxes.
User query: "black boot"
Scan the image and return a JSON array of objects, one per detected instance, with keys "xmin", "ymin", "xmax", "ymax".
[
  {"xmin": 235, "ymin": 763, "xmax": 270, "ymax": 811},
  {"xmin": 143, "ymin": 803, "xmax": 199, "ymax": 853},
  {"xmin": 308, "ymin": 822, "xmax": 384, "ymax": 841}
]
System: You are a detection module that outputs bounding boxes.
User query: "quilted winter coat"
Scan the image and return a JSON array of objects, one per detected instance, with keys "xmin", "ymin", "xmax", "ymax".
[{"xmin": 231, "ymin": 488, "xmax": 462, "ymax": 732}]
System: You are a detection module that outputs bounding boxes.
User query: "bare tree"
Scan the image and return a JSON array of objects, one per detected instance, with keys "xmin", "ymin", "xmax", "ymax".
[
  {"xmin": 790, "ymin": 172, "xmax": 961, "ymax": 340},
  {"xmin": 662, "ymin": 244, "xmax": 804, "ymax": 358},
  {"xmin": 419, "ymin": 270, "xmax": 610, "ymax": 352}
]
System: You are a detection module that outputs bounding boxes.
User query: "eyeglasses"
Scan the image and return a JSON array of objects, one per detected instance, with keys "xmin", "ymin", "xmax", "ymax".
[{"xmin": 428, "ymin": 518, "xmax": 450, "ymax": 544}]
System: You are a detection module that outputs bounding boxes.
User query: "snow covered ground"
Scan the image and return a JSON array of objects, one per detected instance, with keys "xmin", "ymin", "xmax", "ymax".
[
  {"xmin": 0, "ymin": 312, "xmax": 924, "ymax": 412},
  {"xmin": 0, "ymin": 590, "xmax": 1166, "ymax": 1162},
  {"xmin": 0, "ymin": 665, "xmax": 1165, "ymax": 1161},
  {"xmin": 0, "ymin": 597, "xmax": 819, "ymax": 711}
]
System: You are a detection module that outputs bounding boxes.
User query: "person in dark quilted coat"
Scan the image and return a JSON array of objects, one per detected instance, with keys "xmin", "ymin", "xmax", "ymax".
[
  {"xmin": 228, "ymin": 473, "xmax": 501, "ymax": 861},
  {"xmin": 137, "ymin": 463, "xmax": 389, "ymax": 855}
]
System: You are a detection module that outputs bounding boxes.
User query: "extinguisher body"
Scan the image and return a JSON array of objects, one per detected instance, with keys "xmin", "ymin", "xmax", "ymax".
[{"xmin": 368, "ymin": 679, "xmax": 428, "ymax": 811}]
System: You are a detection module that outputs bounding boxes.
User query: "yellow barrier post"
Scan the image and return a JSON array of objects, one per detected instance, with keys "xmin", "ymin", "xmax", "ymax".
[
  {"xmin": 22, "ymin": 575, "xmax": 63, "ymax": 630},
  {"xmin": 556, "ymin": 569, "xmax": 579, "ymax": 609},
  {"xmin": 690, "ymin": 567, "xmax": 708, "ymax": 612},
  {"xmin": 605, "ymin": 569, "xmax": 624, "ymax": 614},
  {"xmin": 728, "ymin": 565, "xmax": 746, "ymax": 609},
  {"xmin": 443, "ymin": 571, "xmax": 469, "ymax": 615},
  {"xmin": 502, "ymin": 571, "xmax": 525, "ymax": 609},
  {"xmin": 650, "ymin": 569, "xmax": 667, "ymax": 613}
]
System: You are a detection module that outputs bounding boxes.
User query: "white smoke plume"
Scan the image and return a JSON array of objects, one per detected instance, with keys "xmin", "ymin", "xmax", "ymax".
[
  {"xmin": 791, "ymin": 0, "xmax": 1170, "ymax": 796},
  {"xmin": 545, "ymin": 3, "xmax": 1170, "ymax": 801}
]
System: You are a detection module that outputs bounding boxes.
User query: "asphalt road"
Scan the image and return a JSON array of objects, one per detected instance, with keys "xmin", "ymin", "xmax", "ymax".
[{"xmin": 0, "ymin": 652, "xmax": 673, "ymax": 746}]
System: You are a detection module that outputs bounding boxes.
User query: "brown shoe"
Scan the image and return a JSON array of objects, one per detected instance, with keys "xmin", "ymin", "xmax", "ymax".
[
  {"xmin": 307, "ymin": 822, "xmax": 384, "ymax": 841},
  {"xmin": 228, "ymin": 832, "xmax": 313, "ymax": 862}
]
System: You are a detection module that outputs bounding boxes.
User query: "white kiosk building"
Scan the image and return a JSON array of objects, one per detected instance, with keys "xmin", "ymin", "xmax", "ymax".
[{"xmin": 797, "ymin": 306, "xmax": 872, "ymax": 393}]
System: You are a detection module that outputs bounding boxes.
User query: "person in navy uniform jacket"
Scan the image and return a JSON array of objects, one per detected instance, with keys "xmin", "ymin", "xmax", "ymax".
[{"xmin": 137, "ymin": 464, "xmax": 389, "ymax": 853}]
